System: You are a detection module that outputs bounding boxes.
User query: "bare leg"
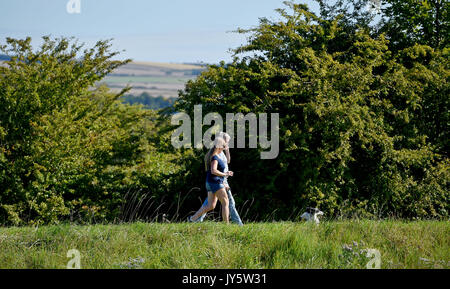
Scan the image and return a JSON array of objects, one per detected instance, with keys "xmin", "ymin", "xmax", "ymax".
[
  {"xmin": 191, "ymin": 191, "xmax": 217, "ymax": 221},
  {"xmin": 215, "ymin": 188, "xmax": 229, "ymax": 223}
]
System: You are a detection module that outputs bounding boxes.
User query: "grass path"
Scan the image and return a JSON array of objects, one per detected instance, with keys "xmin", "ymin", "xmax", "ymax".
[{"xmin": 0, "ymin": 220, "xmax": 448, "ymax": 269}]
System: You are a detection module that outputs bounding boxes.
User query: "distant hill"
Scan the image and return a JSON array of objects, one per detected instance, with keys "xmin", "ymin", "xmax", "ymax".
[
  {"xmin": 103, "ymin": 61, "xmax": 206, "ymax": 98},
  {"xmin": 110, "ymin": 61, "xmax": 205, "ymax": 77}
]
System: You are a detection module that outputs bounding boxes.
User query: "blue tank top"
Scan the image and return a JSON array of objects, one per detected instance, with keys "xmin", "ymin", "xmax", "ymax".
[{"xmin": 206, "ymin": 155, "xmax": 226, "ymax": 184}]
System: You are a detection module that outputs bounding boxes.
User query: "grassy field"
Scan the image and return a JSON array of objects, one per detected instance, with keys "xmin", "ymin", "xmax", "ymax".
[
  {"xmin": 0, "ymin": 221, "xmax": 448, "ymax": 269},
  {"xmin": 99, "ymin": 61, "xmax": 205, "ymax": 97}
]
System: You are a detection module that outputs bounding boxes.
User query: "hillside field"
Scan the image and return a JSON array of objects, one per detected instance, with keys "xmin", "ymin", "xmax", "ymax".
[{"xmin": 100, "ymin": 61, "xmax": 205, "ymax": 97}]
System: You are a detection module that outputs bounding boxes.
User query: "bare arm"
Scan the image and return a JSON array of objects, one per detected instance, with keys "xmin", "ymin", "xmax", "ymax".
[
  {"xmin": 224, "ymin": 143, "xmax": 230, "ymax": 164},
  {"xmin": 224, "ymin": 148, "xmax": 230, "ymax": 164},
  {"xmin": 211, "ymin": 159, "xmax": 228, "ymax": 177}
]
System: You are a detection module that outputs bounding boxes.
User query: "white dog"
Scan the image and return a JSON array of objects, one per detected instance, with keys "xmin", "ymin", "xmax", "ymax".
[{"xmin": 300, "ymin": 207, "xmax": 324, "ymax": 224}]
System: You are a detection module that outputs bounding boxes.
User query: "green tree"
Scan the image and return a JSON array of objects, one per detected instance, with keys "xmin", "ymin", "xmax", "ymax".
[
  {"xmin": 379, "ymin": 0, "xmax": 449, "ymax": 50},
  {"xmin": 317, "ymin": 0, "xmax": 450, "ymax": 51},
  {"xmin": 0, "ymin": 37, "xmax": 180, "ymax": 225},
  {"xmin": 174, "ymin": 1, "xmax": 449, "ymax": 219}
]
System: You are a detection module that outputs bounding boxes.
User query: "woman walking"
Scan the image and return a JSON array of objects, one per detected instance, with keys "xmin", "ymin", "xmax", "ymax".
[
  {"xmin": 194, "ymin": 132, "xmax": 243, "ymax": 225},
  {"xmin": 188, "ymin": 137, "xmax": 233, "ymax": 223}
]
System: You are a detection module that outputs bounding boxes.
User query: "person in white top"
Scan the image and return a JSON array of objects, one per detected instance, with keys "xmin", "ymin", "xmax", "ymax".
[{"xmin": 189, "ymin": 132, "xmax": 243, "ymax": 225}]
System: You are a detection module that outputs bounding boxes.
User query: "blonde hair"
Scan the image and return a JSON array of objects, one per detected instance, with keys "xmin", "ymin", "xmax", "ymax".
[
  {"xmin": 204, "ymin": 137, "xmax": 226, "ymax": 172},
  {"xmin": 217, "ymin": 132, "xmax": 231, "ymax": 143}
]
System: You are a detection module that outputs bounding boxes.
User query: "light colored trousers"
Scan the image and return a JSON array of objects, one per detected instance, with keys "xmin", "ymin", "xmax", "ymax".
[{"xmin": 197, "ymin": 188, "xmax": 243, "ymax": 226}]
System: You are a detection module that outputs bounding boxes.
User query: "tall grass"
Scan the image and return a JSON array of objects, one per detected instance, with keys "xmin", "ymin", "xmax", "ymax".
[{"xmin": 0, "ymin": 220, "xmax": 448, "ymax": 269}]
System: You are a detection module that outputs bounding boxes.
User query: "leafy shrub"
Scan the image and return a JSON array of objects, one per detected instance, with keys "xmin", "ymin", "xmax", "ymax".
[
  {"xmin": 0, "ymin": 37, "xmax": 182, "ymax": 225},
  {"xmin": 173, "ymin": 2, "xmax": 449, "ymax": 219}
]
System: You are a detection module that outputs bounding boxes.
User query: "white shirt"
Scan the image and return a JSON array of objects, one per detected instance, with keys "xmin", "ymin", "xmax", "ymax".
[
  {"xmin": 218, "ymin": 151, "xmax": 228, "ymax": 173},
  {"xmin": 218, "ymin": 151, "xmax": 229, "ymax": 184}
]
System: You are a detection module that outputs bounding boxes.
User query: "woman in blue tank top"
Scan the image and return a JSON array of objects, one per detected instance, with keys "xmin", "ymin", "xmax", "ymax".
[
  {"xmin": 188, "ymin": 137, "xmax": 233, "ymax": 223},
  {"xmin": 206, "ymin": 154, "xmax": 226, "ymax": 191}
]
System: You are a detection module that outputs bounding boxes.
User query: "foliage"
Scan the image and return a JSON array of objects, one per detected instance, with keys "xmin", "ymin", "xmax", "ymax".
[
  {"xmin": 317, "ymin": 0, "xmax": 450, "ymax": 51},
  {"xmin": 379, "ymin": 0, "xmax": 449, "ymax": 51},
  {"xmin": 0, "ymin": 37, "xmax": 181, "ymax": 225},
  {"xmin": 173, "ymin": 1, "xmax": 449, "ymax": 219}
]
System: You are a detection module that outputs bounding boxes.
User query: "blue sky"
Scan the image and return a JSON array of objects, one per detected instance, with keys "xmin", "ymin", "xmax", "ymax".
[{"xmin": 0, "ymin": 0, "xmax": 319, "ymax": 63}]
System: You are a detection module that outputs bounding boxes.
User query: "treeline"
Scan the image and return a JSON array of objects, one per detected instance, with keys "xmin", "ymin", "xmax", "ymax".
[
  {"xmin": 121, "ymin": 92, "xmax": 175, "ymax": 110},
  {"xmin": 0, "ymin": 0, "xmax": 448, "ymax": 225}
]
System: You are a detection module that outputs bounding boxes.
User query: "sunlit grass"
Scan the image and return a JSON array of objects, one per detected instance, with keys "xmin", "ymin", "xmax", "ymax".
[{"xmin": 0, "ymin": 220, "xmax": 448, "ymax": 269}]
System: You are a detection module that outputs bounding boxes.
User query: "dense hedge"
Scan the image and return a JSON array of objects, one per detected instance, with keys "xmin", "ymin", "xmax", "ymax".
[
  {"xmin": 173, "ymin": 1, "xmax": 449, "ymax": 219},
  {"xmin": 0, "ymin": 37, "xmax": 186, "ymax": 225}
]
